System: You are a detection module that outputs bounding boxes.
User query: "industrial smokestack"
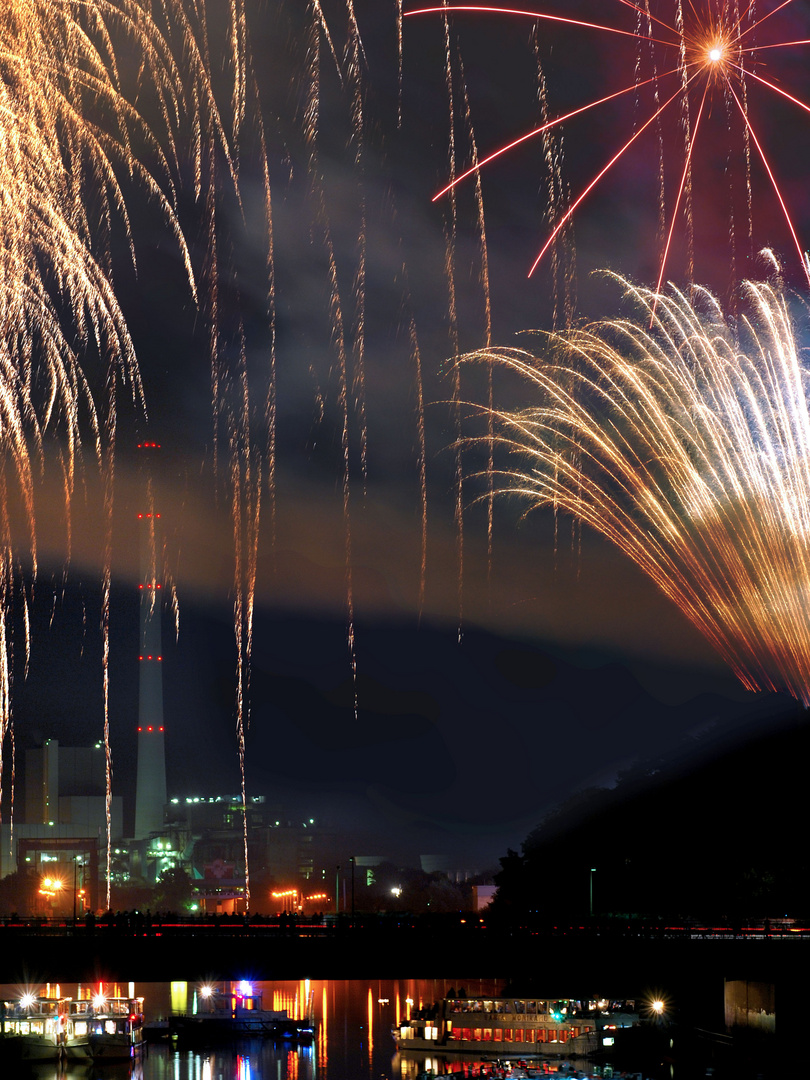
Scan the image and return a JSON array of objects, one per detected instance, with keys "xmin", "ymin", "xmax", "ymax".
[{"xmin": 134, "ymin": 442, "xmax": 167, "ymax": 840}]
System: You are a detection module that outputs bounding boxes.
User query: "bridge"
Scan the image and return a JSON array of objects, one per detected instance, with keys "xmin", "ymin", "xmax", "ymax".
[{"xmin": 0, "ymin": 917, "xmax": 803, "ymax": 1032}]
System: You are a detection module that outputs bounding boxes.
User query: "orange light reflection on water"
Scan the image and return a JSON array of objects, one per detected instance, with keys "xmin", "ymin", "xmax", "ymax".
[
  {"xmin": 367, "ymin": 985, "xmax": 373, "ymax": 1064},
  {"xmin": 319, "ymin": 985, "xmax": 328, "ymax": 1066}
]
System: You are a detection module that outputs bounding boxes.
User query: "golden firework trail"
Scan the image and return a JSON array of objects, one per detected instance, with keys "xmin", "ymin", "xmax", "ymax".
[
  {"xmin": 0, "ymin": 0, "xmax": 194, "ymax": 866},
  {"xmin": 407, "ymin": 2, "xmax": 810, "ymax": 289},
  {"xmin": 0, "ymin": 0, "xmax": 256, "ymax": 905},
  {"xmin": 464, "ymin": 275, "xmax": 810, "ymax": 704}
]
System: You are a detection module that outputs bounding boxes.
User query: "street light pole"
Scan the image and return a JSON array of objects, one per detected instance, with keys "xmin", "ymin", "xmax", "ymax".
[
  {"xmin": 350, "ymin": 857, "xmax": 355, "ymax": 923},
  {"xmin": 589, "ymin": 868, "xmax": 596, "ymax": 917},
  {"xmin": 73, "ymin": 858, "xmax": 77, "ymax": 923}
]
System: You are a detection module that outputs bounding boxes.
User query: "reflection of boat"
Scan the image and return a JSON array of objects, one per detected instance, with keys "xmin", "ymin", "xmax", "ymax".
[
  {"xmin": 0, "ymin": 995, "xmax": 66, "ymax": 1061},
  {"xmin": 169, "ymin": 982, "xmax": 315, "ymax": 1043},
  {"xmin": 412, "ymin": 1063, "xmax": 601, "ymax": 1079},
  {"xmin": 65, "ymin": 995, "xmax": 145, "ymax": 1060},
  {"xmin": 394, "ymin": 997, "xmax": 639, "ymax": 1058}
]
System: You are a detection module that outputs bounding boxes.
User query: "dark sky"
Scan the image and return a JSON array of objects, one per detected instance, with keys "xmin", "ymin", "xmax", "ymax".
[{"xmin": 7, "ymin": 1, "xmax": 810, "ymax": 870}]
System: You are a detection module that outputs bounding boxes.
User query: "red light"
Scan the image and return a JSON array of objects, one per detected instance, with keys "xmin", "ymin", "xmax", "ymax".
[
  {"xmin": 137, "ymin": 727, "xmax": 142, "ymax": 732},
  {"xmin": 147, "ymin": 726, "xmax": 153, "ymax": 732},
  {"xmin": 159, "ymin": 727, "xmax": 164, "ymax": 732}
]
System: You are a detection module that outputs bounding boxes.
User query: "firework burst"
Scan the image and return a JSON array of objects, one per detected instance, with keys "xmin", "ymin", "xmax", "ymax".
[
  {"xmin": 463, "ymin": 275, "xmax": 810, "ymax": 704},
  {"xmin": 408, "ymin": 2, "xmax": 810, "ymax": 290}
]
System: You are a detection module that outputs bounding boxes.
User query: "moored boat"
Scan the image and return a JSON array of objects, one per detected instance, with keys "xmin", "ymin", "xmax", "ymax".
[
  {"xmin": 394, "ymin": 996, "xmax": 639, "ymax": 1058},
  {"xmin": 65, "ymin": 993, "xmax": 145, "ymax": 1060},
  {"xmin": 169, "ymin": 982, "xmax": 314, "ymax": 1043},
  {"xmin": 0, "ymin": 994, "xmax": 66, "ymax": 1061}
]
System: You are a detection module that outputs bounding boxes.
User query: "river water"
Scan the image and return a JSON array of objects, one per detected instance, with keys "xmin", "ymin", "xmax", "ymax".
[{"xmin": 0, "ymin": 978, "xmax": 715, "ymax": 1080}]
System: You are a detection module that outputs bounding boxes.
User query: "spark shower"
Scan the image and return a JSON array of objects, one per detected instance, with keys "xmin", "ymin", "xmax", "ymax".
[{"xmin": 463, "ymin": 275, "xmax": 810, "ymax": 705}]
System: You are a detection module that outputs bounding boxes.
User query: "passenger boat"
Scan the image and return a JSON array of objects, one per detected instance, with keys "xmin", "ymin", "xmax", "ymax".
[
  {"xmin": 393, "ymin": 996, "xmax": 638, "ymax": 1058},
  {"xmin": 169, "ymin": 982, "xmax": 315, "ymax": 1043},
  {"xmin": 0, "ymin": 994, "xmax": 66, "ymax": 1061},
  {"xmin": 64, "ymin": 994, "xmax": 145, "ymax": 1060}
]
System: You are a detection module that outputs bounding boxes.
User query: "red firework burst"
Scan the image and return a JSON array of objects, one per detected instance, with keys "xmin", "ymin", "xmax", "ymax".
[{"xmin": 407, "ymin": 1, "xmax": 810, "ymax": 288}]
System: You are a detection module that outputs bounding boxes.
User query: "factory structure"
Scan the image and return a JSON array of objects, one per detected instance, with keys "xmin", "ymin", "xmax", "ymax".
[{"xmin": 0, "ymin": 443, "xmax": 334, "ymax": 916}]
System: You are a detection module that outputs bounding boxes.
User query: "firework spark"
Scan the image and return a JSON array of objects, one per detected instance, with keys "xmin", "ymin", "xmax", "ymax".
[
  {"xmin": 463, "ymin": 275, "xmax": 810, "ymax": 704},
  {"xmin": 408, "ymin": 2, "xmax": 810, "ymax": 288}
]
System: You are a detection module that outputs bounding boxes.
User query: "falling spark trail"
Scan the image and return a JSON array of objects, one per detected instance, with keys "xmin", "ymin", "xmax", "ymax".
[
  {"xmin": 348, "ymin": 20, "xmax": 370, "ymax": 491},
  {"xmin": 463, "ymin": 276, "xmax": 810, "ymax": 705},
  {"xmin": 532, "ymin": 29, "xmax": 576, "ymax": 327},
  {"xmin": 229, "ymin": 322, "xmax": 260, "ymax": 910},
  {"xmin": 254, "ymin": 80, "xmax": 278, "ymax": 560},
  {"xmin": 674, "ymin": 0, "xmax": 695, "ymax": 281},
  {"xmin": 440, "ymin": 0, "xmax": 465, "ymax": 644},
  {"xmin": 459, "ymin": 70, "xmax": 494, "ymax": 583},
  {"xmin": 305, "ymin": 1, "xmax": 360, "ymax": 719},
  {"xmin": 638, "ymin": 0, "xmax": 668, "ymax": 265},
  {"xmin": 397, "ymin": 0, "xmax": 405, "ymax": 126},
  {"xmin": 408, "ymin": 309, "xmax": 429, "ymax": 622},
  {"xmin": 655, "ymin": 83, "xmax": 710, "ymax": 297}
]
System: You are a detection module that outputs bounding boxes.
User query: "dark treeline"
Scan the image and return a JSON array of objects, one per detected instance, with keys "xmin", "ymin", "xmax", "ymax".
[{"xmin": 490, "ymin": 705, "xmax": 810, "ymax": 924}]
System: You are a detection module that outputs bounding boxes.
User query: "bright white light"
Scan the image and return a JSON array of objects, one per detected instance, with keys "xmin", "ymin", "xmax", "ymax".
[
  {"xmin": 239, "ymin": 981, "xmax": 252, "ymax": 997},
  {"xmin": 708, "ymin": 46, "xmax": 722, "ymax": 62},
  {"xmin": 20, "ymin": 994, "xmax": 35, "ymax": 1009},
  {"xmin": 652, "ymin": 1000, "xmax": 665, "ymax": 1014},
  {"xmin": 93, "ymin": 994, "xmax": 107, "ymax": 1010},
  {"xmin": 200, "ymin": 986, "xmax": 214, "ymax": 999}
]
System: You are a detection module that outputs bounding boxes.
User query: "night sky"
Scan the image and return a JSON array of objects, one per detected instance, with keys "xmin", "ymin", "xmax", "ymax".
[{"xmin": 6, "ymin": 1, "xmax": 810, "ymax": 870}]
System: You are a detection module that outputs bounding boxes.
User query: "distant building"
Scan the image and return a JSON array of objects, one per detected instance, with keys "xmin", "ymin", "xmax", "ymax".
[
  {"xmin": 24, "ymin": 739, "xmax": 122, "ymax": 837},
  {"xmin": 0, "ymin": 739, "xmax": 124, "ymax": 913}
]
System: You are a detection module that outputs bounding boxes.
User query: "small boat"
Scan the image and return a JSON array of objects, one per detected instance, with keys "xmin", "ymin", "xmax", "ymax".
[{"xmin": 169, "ymin": 982, "xmax": 314, "ymax": 1043}]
